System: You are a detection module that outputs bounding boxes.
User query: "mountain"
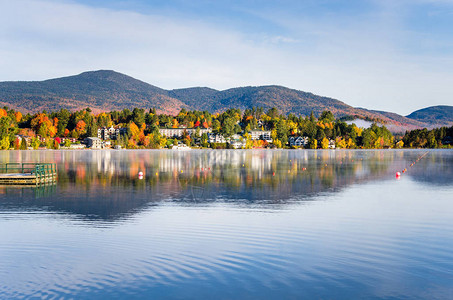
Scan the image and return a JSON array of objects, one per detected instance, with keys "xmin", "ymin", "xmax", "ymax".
[
  {"xmin": 406, "ymin": 106, "xmax": 453, "ymax": 127},
  {"xmin": 170, "ymin": 85, "xmax": 353, "ymax": 115},
  {"xmin": 0, "ymin": 70, "xmax": 188, "ymax": 115},
  {"xmin": 371, "ymin": 110, "xmax": 428, "ymax": 131},
  {"xmin": 0, "ymin": 70, "xmax": 449, "ymax": 130}
]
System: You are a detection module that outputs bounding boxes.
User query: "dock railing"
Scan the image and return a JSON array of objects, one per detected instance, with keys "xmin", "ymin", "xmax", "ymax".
[{"xmin": 0, "ymin": 163, "xmax": 57, "ymax": 185}]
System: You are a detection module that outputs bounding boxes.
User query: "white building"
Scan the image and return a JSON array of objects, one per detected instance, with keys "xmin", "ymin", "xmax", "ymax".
[
  {"xmin": 70, "ymin": 144, "xmax": 86, "ymax": 149},
  {"xmin": 159, "ymin": 128, "xmax": 211, "ymax": 138},
  {"xmin": 207, "ymin": 133, "xmax": 227, "ymax": 143},
  {"xmin": 85, "ymin": 137, "xmax": 103, "ymax": 149},
  {"xmin": 329, "ymin": 139, "xmax": 336, "ymax": 149},
  {"xmin": 98, "ymin": 127, "xmax": 127, "ymax": 140},
  {"xmin": 230, "ymin": 140, "xmax": 245, "ymax": 149},
  {"xmin": 98, "ymin": 126, "xmax": 115, "ymax": 140},
  {"xmin": 289, "ymin": 136, "xmax": 309, "ymax": 147},
  {"xmin": 250, "ymin": 130, "xmax": 272, "ymax": 142}
]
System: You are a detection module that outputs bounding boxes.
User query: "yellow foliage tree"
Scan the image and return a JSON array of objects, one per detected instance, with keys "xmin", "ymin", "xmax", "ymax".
[
  {"xmin": 0, "ymin": 136, "xmax": 10, "ymax": 149},
  {"xmin": 127, "ymin": 138, "xmax": 137, "ymax": 149},
  {"xmin": 243, "ymin": 132, "xmax": 253, "ymax": 149},
  {"xmin": 374, "ymin": 136, "xmax": 384, "ymax": 149},
  {"xmin": 352, "ymin": 125, "xmax": 363, "ymax": 137},
  {"xmin": 310, "ymin": 138, "xmax": 317, "ymax": 149},
  {"xmin": 321, "ymin": 137, "xmax": 329, "ymax": 149},
  {"xmin": 336, "ymin": 137, "xmax": 347, "ymax": 149},
  {"xmin": 48, "ymin": 125, "xmax": 57, "ymax": 137},
  {"xmin": 129, "ymin": 122, "xmax": 140, "ymax": 141}
]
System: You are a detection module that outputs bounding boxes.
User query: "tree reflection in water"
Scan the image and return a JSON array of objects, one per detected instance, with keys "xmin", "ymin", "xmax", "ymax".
[{"xmin": 0, "ymin": 149, "xmax": 451, "ymax": 222}]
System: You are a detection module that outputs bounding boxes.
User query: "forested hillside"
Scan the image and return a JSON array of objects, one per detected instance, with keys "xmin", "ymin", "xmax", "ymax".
[
  {"xmin": 406, "ymin": 106, "xmax": 453, "ymax": 127},
  {"xmin": 0, "ymin": 70, "xmax": 450, "ymax": 131}
]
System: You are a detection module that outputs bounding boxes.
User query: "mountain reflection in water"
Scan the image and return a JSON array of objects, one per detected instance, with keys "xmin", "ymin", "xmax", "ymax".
[
  {"xmin": 0, "ymin": 149, "xmax": 451, "ymax": 222},
  {"xmin": 1, "ymin": 149, "xmax": 453, "ymax": 300}
]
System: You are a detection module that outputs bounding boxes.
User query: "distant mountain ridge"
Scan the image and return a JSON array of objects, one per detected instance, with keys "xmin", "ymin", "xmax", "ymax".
[
  {"xmin": 0, "ymin": 70, "xmax": 451, "ymax": 130},
  {"xmin": 406, "ymin": 106, "xmax": 453, "ymax": 127},
  {"xmin": 0, "ymin": 70, "xmax": 188, "ymax": 115}
]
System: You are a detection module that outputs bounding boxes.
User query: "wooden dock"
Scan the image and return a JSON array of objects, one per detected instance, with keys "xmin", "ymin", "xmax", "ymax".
[{"xmin": 0, "ymin": 163, "xmax": 57, "ymax": 185}]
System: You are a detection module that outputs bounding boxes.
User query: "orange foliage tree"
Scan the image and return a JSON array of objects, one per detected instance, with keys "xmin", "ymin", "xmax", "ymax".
[
  {"xmin": 30, "ymin": 113, "xmax": 56, "ymax": 137},
  {"xmin": 72, "ymin": 120, "xmax": 87, "ymax": 138},
  {"xmin": 18, "ymin": 128, "xmax": 35, "ymax": 137},
  {"xmin": 15, "ymin": 111, "xmax": 22, "ymax": 123}
]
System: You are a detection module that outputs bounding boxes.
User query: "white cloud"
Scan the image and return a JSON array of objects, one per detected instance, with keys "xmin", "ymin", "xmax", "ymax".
[{"xmin": 0, "ymin": 0, "xmax": 452, "ymax": 115}]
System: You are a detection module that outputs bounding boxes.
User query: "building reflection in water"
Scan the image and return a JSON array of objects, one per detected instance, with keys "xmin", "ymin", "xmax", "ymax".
[{"xmin": 0, "ymin": 149, "xmax": 451, "ymax": 222}]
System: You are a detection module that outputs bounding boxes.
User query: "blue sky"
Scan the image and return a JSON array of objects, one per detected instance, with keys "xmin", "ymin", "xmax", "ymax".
[{"xmin": 1, "ymin": 0, "xmax": 453, "ymax": 115}]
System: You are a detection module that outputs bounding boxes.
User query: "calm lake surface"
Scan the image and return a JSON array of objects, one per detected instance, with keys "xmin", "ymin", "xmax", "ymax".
[{"xmin": 1, "ymin": 149, "xmax": 452, "ymax": 299}]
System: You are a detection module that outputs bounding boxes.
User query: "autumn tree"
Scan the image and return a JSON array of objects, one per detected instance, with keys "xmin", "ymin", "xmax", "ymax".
[
  {"xmin": 30, "ymin": 113, "xmax": 56, "ymax": 137},
  {"xmin": 15, "ymin": 111, "xmax": 22, "ymax": 123},
  {"xmin": 72, "ymin": 120, "xmax": 87, "ymax": 138},
  {"xmin": 321, "ymin": 137, "xmax": 329, "ymax": 149}
]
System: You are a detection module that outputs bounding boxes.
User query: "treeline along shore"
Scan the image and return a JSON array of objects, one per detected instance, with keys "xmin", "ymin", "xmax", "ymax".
[{"xmin": 0, "ymin": 106, "xmax": 451, "ymax": 150}]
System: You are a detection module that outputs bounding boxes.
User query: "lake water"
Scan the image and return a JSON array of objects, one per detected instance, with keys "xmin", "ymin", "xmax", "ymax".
[{"xmin": 1, "ymin": 149, "xmax": 452, "ymax": 299}]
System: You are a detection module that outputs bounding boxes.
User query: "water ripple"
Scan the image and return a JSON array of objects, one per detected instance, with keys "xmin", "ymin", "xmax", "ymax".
[{"xmin": 1, "ymin": 150, "xmax": 453, "ymax": 299}]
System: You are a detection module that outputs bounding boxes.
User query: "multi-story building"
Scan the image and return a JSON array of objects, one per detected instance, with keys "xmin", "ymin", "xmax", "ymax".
[
  {"xmin": 97, "ymin": 127, "xmax": 127, "ymax": 140},
  {"xmin": 207, "ymin": 133, "xmax": 227, "ymax": 143},
  {"xmin": 85, "ymin": 137, "xmax": 103, "ymax": 149},
  {"xmin": 115, "ymin": 128, "xmax": 128, "ymax": 139},
  {"xmin": 250, "ymin": 130, "xmax": 272, "ymax": 142},
  {"xmin": 159, "ymin": 128, "xmax": 211, "ymax": 138},
  {"xmin": 288, "ymin": 136, "xmax": 309, "ymax": 147}
]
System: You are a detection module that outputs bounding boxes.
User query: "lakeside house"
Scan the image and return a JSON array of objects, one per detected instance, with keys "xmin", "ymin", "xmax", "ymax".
[
  {"xmin": 207, "ymin": 133, "xmax": 227, "ymax": 144},
  {"xmin": 60, "ymin": 137, "xmax": 78, "ymax": 143},
  {"xmin": 329, "ymin": 139, "xmax": 336, "ymax": 149},
  {"xmin": 21, "ymin": 125, "xmax": 340, "ymax": 150},
  {"xmin": 250, "ymin": 130, "xmax": 272, "ymax": 142},
  {"xmin": 98, "ymin": 127, "xmax": 127, "ymax": 140},
  {"xmin": 69, "ymin": 144, "xmax": 85, "ymax": 149},
  {"xmin": 159, "ymin": 127, "xmax": 211, "ymax": 138},
  {"xmin": 230, "ymin": 139, "xmax": 246, "ymax": 149},
  {"xmin": 85, "ymin": 137, "xmax": 103, "ymax": 149},
  {"xmin": 98, "ymin": 126, "xmax": 115, "ymax": 140},
  {"xmin": 289, "ymin": 136, "xmax": 309, "ymax": 147}
]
